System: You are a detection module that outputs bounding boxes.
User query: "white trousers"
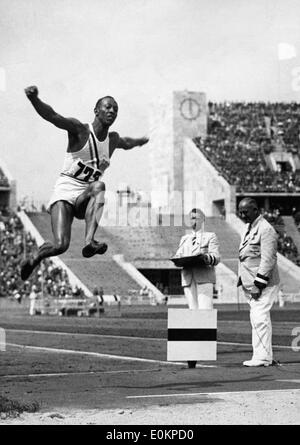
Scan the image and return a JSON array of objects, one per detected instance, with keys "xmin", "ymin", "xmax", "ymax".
[
  {"xmin": 29, "ymin": 300, "xmax": 36, "ymax": 316},
  {"xmin": 243, "ymin": 285, "xmax": 279, "ymax": 362},
  {"xmin": 183, "ymin": 282, "xmax": 213, "ymax": 310}
]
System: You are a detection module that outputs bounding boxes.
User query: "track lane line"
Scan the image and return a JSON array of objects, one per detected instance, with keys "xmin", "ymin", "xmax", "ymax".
[
  {"xmin": 5, "ymin": 329, "xmax": 164, "ymax": 341},
  {"xmin": 5, "ymin": 329, "xmax": 297, "ymax": 350},
  {"xmin": 126, "ymin": 388, "xmax": 300, "ymax": 399},
  {"xmin": 5, "ymin": 342, "xmax": 216, "ymax": 368},
  {"xmin": 1, "ymin": 368, "xmax": 162, "ymax": 379}
]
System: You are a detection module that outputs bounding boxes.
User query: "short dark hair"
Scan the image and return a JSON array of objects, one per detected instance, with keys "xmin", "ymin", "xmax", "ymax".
[
  {"xmin": 190, "ymin": 208, "xmax": 205, "ymax": 218},
  {"xmin": 94, "ymin": 96, "xmax": 117, "ymax": 109}
]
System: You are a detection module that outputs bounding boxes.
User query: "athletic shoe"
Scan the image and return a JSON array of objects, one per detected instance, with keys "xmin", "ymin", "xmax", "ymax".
[
  {"xmin": 20, "ymin": 259, "xmax": 35, "ymax": 281},
  {"xmin": 82, "ymin": 241, "xmax": 108, "ymax": 258},
  {"xmin": 187, "ymin": 361, "xmax": 197, "ymax": 369},
  {"xmin": 243, "ymin": 359, "xmax": 272, "ymax": 367}
]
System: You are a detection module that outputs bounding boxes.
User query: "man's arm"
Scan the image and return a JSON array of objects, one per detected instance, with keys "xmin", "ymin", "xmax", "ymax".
[
  {"xmin": 109, "ymin": 132, "xmax": 148, "ymax": 156},
  {"xmin": 117, "ymin": 136, "xmax": 149, "ymax": 150},
  {"xmin": 203, "ymin": 233, "xmax": 221, "ymax": 266},
  {"xmin": 25, "ymin": 86, "xmax": 84, "ymax": 134},
  {"xmin": 253, "ymin": 226, "xmax": 278, "ymax": 290}
]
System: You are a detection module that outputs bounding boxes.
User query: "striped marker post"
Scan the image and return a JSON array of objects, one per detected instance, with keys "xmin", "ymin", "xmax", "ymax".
[{"xmin": 167, "ymin": 309, "xmax": 217, "ymax": 361}]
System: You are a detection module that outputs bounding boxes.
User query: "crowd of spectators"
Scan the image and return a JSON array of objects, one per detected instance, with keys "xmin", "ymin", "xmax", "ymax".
[
  {"xmin": 0, "ymin": 206, "xmax": 87, "ymax": 302},
  {"xmin": 292, "ymin": 207, "xmax": 300, "ymax": 234},
  {"xmin": 0, "ymin": 167, "xmax": 9, "ymax": 187},
  {"xmin": 194, "ymin": 101, "xmax": 300, "ymax": 193},
  {"xmin": 208, "ymin": 101, "xmax": 300, "ymax": 153},
  {"xmin": 261, "ymin": 208, "xmax": 285, "ymax": 228},
  {"xmin": 261, "ymin": 208, "xmax": 300, "ymax": 266}
]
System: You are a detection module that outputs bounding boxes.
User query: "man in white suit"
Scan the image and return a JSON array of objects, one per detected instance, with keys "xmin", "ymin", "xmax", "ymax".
[
  {"xmin": 174, "ymin": 208, "xmax": 220, "ymax": 368},
  {"xmin": 238, "ymin": 198, "xmax": 280, "ymax": 367},
  {"xmin": 175, "ymin": 208, "xmax": 220, "ymax": 310}
]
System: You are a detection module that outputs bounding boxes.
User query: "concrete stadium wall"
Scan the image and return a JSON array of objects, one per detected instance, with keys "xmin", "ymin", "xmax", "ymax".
[
  {"xmin": 149, "ymin": 90, "xmax": 236, "ymax": 219},
  {"xmin": 149, "ymin": 91, "xmax": 207, "ymax": 214},
  {"xmin": 149, "ymin": 93, "xmax": 175, "ymax": 211},
  {"xmin": 183, "ymin": 138, "xmax": 236, "ymax": 217}
]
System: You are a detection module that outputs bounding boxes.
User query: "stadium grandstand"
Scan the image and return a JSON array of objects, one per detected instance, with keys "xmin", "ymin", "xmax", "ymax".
[
  {"xmin": 193, "ymin": 101, "xmax": 300, "ymax": 266},
  {"xmin": 193, "ymin": 101, "xmax": 300, "ymax": 194},
  {"xmin": 0, "ymin": 162, "xmax": 84, "ymax": 308},
  {"xmin": 148, "ymin": 91, "xmax": 300, "ymax": 299},
  {"xmin": 1, "ymin": 91, "xmax": 300, "ymax": 310}
]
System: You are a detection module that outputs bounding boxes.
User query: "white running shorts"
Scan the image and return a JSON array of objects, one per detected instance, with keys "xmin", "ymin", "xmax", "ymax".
[{"xmin": 46, "ymin": 175, "xmax": 89, "ymax": 212}]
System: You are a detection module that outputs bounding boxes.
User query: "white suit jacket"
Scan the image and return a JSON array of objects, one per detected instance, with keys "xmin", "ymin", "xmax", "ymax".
[
  {"xmin": 175, "ymin": 231, "xmax": 220, "ymax": 287},
  {"xmin": 238, "ymin": 215, "xmax": 280, "ymax": 291}
]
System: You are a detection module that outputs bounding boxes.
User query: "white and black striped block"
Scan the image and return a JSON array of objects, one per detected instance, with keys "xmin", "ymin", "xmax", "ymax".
[{"xmin": 167, "ymin": 309, "xmax": 217, "ymax": 361}]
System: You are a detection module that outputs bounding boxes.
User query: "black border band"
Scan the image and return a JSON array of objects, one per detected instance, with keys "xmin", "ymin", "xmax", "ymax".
[{"xmin": 168, "ymin": 329, "xmax": 217, "ymax": 341}]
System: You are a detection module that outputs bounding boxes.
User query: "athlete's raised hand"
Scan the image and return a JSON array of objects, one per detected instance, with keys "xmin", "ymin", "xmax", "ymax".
[{"xmin": 25, "ymin": 85, "xmax": 39, "ymax": 100}]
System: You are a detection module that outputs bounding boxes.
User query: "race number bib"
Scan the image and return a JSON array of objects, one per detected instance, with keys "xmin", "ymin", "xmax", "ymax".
[{"xmin": 72, "ymin": 160, "xmax": 102, "ymax": 182}]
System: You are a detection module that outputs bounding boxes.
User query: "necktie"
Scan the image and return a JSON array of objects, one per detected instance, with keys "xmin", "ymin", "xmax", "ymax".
[
  {"xmin": 242, "ymin": 224, "xmax": 251, "ymax": 246},
  {"xmin": 192, "ymin": 234, "xmax": 198, "ymax": 253}
]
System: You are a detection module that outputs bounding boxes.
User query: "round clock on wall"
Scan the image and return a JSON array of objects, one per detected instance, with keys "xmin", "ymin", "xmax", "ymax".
[{"xmin": 180, "ymin": 98, "xmax": 201, "ymax": 120}]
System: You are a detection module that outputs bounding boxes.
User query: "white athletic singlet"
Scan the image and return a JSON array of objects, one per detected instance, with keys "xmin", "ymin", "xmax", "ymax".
[{"xmin": 61, "ymin": 124, "xmax": 110, "ymax": 183}]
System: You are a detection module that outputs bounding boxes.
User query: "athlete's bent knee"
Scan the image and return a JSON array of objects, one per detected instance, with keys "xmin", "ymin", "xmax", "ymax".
[{"xmin": 90, "ymin": 181, "xmax": 105, "ymax": 196}]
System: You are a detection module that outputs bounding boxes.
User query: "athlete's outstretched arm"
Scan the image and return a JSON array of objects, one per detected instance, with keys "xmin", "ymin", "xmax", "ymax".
[
  {"xmin": 109, "ymin": 132, "xmax": 149, "ymax": 155},
  {"xmin": 24, "ymin": 86, "xmax": 84, "ymax": 134},
  {"xmin": 118, "ymin": 136, "xmax": 149, "ymax": 150}
]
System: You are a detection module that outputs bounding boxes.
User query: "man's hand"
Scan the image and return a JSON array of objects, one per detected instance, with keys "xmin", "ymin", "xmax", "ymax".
[
  {"xmin": 250, "ymin": 285, "xmax": 262, "ymax": 300},
  {"xmin": 139, "ymin": 137, "xmax": 149, "ymax": 146},
  {"xmin": 203, "ymin": 254, "xmax": 211, "ymax": 265},
  {"xmin": 23, "ymin": 85, "xmax": 81, "ymax": 133},
  {"xmin": 25, "ymin": 86, "xmax": 39, "ymax": 101}
]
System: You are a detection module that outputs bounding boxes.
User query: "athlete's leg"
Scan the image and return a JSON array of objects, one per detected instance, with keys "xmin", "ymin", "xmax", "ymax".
[
  {"xmin": 74, "ymin": 181, "xmax": 107, "ymax": 258},
  {"xmin": 21, "ymin": 201, "xmax": 74, "ymax": 280},
  {"xmin": 84, "ymin": 181, "xmax": 106, "ymax": 245}
]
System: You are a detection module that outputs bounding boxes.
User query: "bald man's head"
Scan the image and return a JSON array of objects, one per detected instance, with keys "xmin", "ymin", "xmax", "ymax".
[{"xmin": 238, "ymin": 198, "xmax": 260, "ymax": 224}]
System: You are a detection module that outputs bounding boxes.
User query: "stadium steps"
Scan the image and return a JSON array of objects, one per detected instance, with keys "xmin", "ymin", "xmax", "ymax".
[
  {"xmin": 282, "ymin": 216, "xmax": 300, "ymax": 254},
  {"xmin": 29, "ymin": 211, "xmax": 300, "ymax": 293},
  {"xmin": 102, "ymin": 226, "xmax": 185, "ymax": 263},
  {"xmin": 27, "ymin": 212, "xmax": 244, "ymax": 294},
  {"xmin": 28, "ymin": 211, "xmax": 239, "ymax": 272},
  {"xmin": 27, "ymin": 213, "xmax": 140, "ymax": 295},
  {"xmin": 103, "ymin": 217, "xmax": 240, "ymax": 275}
]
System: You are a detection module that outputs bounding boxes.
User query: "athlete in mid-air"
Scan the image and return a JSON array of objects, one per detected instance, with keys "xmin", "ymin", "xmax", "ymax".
[{"xmin": 21, "ymin": 86, "xmax": 148, "ymax": 280}]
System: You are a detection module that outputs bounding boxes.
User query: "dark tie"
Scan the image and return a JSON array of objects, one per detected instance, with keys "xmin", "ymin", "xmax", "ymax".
[
  {"xmin": 192, "ymin": 234, "xmax": 197, "ymax": 252},
  {"xmin": 242, "ymin": 224, "xmax": 252, "ymax": 245}
]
